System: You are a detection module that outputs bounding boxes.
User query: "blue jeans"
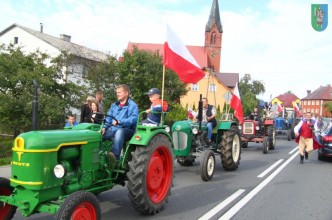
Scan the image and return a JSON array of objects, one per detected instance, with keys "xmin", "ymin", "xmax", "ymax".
[
  {"xmin": 102, "ymin": 128, "xmax": 135, "ymax": 159},
  {"xmin": 204, "ymin": 122, "xmax": 214, "ymax": 141}
]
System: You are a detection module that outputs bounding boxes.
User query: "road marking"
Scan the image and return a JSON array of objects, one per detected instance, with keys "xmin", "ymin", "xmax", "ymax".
[
  {"xmin": 288, "ymin": 146, "xmax": 298, "ymax": 154},
  {"xmin": 257, "ymin": 159, "xmax": 284, "ymax": 178},
  {"xmin": 219, "ymin": 151, "xmax": 299, "ymax": 220},
  {"xmin": 198, "ymin": 189, "xmax": 245, "ymax": 220}
]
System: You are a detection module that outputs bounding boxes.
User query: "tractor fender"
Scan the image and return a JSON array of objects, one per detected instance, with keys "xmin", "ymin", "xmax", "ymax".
[
  {"xmin": 217, "ymin": 121, "xmax": 237, "ymax": 131},
  {"xmin": 129, "ymin": 128, "xmax": 172, "ymax": 146}
]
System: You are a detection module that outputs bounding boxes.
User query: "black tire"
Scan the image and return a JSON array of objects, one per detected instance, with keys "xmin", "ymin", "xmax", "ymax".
[
  {"xmin": 287, "ymin": 130, "xmax": 291, "ymax": 141},
  {"xmin": 200, "ymin": 150, "xmax": 216, "ymax": 181},
  {"xmin": 220, "ymin": 129, "xmax": 241, "ymax": 171},
  {"xmin": 0, "ymin": 177, "xmax": 17, "ymax": 220},
  {"xmin": 55, "ymin": 191, "xmax": 101, "ymax": 220},
  {"xmin": 267, "ymin": 126, "xmax": 276, "ymax": 150},
  {"xmin": 318, "ymin": 150, "xmax": 324, "ymax": 161},
  {"xmin": 241, "ymin": 141, "xmax": 248, "ymax": 148},
  {"xmin": 127, "ymin": 134, "xmax": 173, "ymax": 215},
  {"xmin": 263, "ymin": 136, "xmax": 269, "ymax": 154},
  {"xmin": 176, "ymin": 155, "xmax": 195, "ymax": 166}
]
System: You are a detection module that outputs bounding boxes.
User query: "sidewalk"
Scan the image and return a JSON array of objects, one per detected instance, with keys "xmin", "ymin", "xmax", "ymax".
[{"xmin": 0, "ymin": 165, "xmax": 11, "ymax": 178}]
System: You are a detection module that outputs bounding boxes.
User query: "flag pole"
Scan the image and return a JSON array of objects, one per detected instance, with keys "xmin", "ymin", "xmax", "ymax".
[{"xmin": 161, "ymin": 64, "xmax": 166, "ymax": 125}]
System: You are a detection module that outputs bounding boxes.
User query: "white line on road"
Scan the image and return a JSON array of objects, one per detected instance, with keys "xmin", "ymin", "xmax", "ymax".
[
  {"xmin": 198, "ymin": 189, "xmax": 246, "ymax": 220},
  {"xmin": 257, "ymin": 159, "xmax": 284, "ymax": 178},
  {"xmin": 219, "ymin": 151, "xmax": 299, "ymax": 220},
  {"xmin": 288, "ymin": 146, "xmax": 298, "ymax": 154}
]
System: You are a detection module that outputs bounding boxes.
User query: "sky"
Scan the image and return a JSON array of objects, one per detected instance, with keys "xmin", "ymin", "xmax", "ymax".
[{"xmin": 1, "ymin": 0, "xmax": 331, "ymax": 101}]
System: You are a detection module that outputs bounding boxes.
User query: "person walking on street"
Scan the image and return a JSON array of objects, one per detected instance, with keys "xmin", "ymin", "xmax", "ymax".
[
  {"xmin": 102, "ymin": 84, "xmax": 138, "ymax": 161},
  {"xmin": 294, "ymin": 112, "xmax": 322, "ymax": 164}
]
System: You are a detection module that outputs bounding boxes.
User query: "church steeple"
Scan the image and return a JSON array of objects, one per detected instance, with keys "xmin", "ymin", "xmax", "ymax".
[
  {"xmin": 204, "ymin": 0, "xmax": 223, "ymax": 72},
  {"xmin": 206, "ymin": 0, "xmax": 223, "ymax": 33}
]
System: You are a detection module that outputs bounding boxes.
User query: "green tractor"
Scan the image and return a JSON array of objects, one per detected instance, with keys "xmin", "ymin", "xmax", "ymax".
[
  {"xmin": 0, "ymin": 81, "xmax": 173, "ymax": 219},
  {"xmin": 171, "ymin": 95, "xmax": 241, "ymax": 181}
]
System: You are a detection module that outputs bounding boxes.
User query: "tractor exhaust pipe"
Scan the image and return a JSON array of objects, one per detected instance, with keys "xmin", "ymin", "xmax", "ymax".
[
  {"xmin": 32, "ymin": 79, "xmax": 39, "ymax": 131},
  {"xmin": 197, "ymin": 94, "xmax": 203, "ymax": 130}
]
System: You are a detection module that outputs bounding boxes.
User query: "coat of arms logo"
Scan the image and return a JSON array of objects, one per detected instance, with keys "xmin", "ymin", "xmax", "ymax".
[{"xmin": 311, "ymin": 4, "xmax": 328, "ymax": 31}]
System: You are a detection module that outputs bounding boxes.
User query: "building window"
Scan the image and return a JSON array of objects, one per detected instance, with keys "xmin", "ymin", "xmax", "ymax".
[
  {"xmin": 311, "ymin": 109, "xmax": 314, "ymax": 114},
  {"xmin": 304, "ymin": 101, "xmax": 307, "ymax": 105},
  {"xmin": 308, "ymin": 100, "xmax": 311, "ymax": 105},
  {"xmin": 303, "ymin": 108, "xmax": 306, "ymax": 113},
  {"xmin": 191, "ymin": 84, "xmax": 199, "ymax": 91},
  {"xmin": 316, "ymin": 100, "xmax": 319, "ymax": 105},
  {"xmin": 209, "ymin": 84, "xmax": 216, "ymax": 92},
  {"xmin": 210, "ymin": 32, "xmax": 217, "ymax": 45},
  {"xmin": 14, "ymin": 37, "xmax": 18, "ymax": 44},
  {"xmin": 316, "ymin": 109, "xmax": 319, "ymax": 113}
]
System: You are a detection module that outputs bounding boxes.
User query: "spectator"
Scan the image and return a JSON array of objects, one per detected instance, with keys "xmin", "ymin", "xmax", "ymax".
[
  {"xmin": 80, "ymin": 96, "xmax": 95, "ymax": 123},
  {"xmin": 140, "ymin": 88, "xmax": 169, "ymax": 125},
  {"xmin": 102, "ymin": 84, "xmax": 138, "ymax": 160},
  {"xmin": 95, "ymin": 90, "xmax": 104, "ymax": 113},
  {"xmin": 89, "ymin": 100, "xmax": 104, "ymax": 124},
  {"xmin": 65, "ymin": 114, "xmax": 78, "ymax": 128}
]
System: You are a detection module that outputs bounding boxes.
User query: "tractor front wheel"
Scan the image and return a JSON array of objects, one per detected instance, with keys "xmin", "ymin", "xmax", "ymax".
[
  {"xmin": 263, "ymin": 136, "xmax": 269, "ymax": 154},
  {"xmin": 267, "ymin": 126, "xmax": 276, "ymax": 150},
  {"xmin": 127, "ymin": 134, "xmax": 173, "ymax": 215},
  {"xmin": 220, "ymin": 129, "xmax": 241, "ymax": 171},
  {"xmin": 200, "ymin": 150, "xmax": 216, "ymax": 181},
  {"xmin": 0, "ymin": 177, "xmax": 17, "ymax": 220},
  {"xmin": 55, "ymin": 191, "xmax": 100, "ymax": 220}
]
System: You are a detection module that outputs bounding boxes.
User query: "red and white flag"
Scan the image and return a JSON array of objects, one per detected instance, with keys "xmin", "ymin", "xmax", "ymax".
[
  {"xmin": 278, "ymin": 103, "xmax": 283, "ymax": 113},
  {"xmin": 163, "ymin": 25, "xmax": 205, "ymax": 84},
  {"xmin": 230, "ymin": 83, "xmax": 244, "ymax": 124},
  {"xmin": 293, "ymin": 101, "xmax": 299, "ymax": 112}
]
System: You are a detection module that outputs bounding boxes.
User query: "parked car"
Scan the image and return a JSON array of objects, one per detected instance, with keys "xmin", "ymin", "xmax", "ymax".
[{"xmin": 317, "ymin": 125, "xmax": 332, "ymax": 160}]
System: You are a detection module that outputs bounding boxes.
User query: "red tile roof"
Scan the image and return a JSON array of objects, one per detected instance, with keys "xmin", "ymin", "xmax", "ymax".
[
  {"xmin": 277, "ymin": 93, "xmax": 300, "ymax": 108},
  {"xmin": 302, "ymin": 84, "xmax": 332, "ymax": 100},
  {"xmin": 127, "ymin": 42, "xmax": 208, "ymax": 68}
]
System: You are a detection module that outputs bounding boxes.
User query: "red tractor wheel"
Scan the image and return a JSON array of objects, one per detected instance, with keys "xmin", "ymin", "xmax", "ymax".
[
  {"xmin": 55, "ymin": 191, "xmax": 100, "ymax": 220},
  {"xmin": 127, "ymin": 134, "xmax": 173, "ymax": 215},
  {"xmin": 0, "ymin": 177, "xmax": 17, "ymax": 220}
]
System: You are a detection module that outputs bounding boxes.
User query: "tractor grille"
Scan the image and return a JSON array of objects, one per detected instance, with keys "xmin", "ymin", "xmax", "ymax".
[
  {"xmin": 172, "ymin": 131, "xmax": 188, "ymax": 150},
  {"xmin": 243, "ymin": 122, "xmax": 254, "ymax": 134}
]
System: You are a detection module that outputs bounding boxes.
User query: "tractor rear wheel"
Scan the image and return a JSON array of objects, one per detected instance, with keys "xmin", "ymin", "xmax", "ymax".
[
  {"xmin": 263, "ymin": 136, "xmax": 269, "ymax": 154},
  {"xmin": 267, "ymin": 126, "xmax": 276, "ymax": 150},
  {"xmin": 127, "ymin": 134, "xmax": 173, "ymax": 215},
  {"xmin": 200, "ymin": 150, "xmax": 215, "ymax": 181},
  {"xmin": 55, "ymin": 191, "xmax": 100, "ymax": 220},
  {"xmin": 0, "ymin": 177, "xmax": 17, "ymax": 220},
  {"xmin": 220, "ymin": 129, "xmax": 241, "ymax": 171}
]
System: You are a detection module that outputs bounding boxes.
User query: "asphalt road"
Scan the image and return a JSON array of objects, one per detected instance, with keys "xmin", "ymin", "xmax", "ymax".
[{"xmin": 4, "ymin": 137, "xmax": 332, "ymax": 220}]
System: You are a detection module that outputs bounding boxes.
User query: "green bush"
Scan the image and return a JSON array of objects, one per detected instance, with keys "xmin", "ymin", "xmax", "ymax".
[{"xmin": 0, "ymin": 136, "xmax": 14, "ymax": 165}]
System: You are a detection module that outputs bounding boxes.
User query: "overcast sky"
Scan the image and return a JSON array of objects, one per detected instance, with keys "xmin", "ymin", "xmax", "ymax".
[{"xmin": 1, "ymin": 0, "xmax": 331, "ymax": 101}]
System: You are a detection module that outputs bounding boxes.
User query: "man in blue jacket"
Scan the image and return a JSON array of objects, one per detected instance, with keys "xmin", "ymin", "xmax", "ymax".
[{"xmin": 102, "ymin": 84, "xmax": 138, "ymax": 160}]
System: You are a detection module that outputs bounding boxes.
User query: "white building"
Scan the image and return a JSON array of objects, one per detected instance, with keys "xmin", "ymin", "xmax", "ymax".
[{"xmin": 0, "ymin": 23, "xmax": 109, "ymax": 120}]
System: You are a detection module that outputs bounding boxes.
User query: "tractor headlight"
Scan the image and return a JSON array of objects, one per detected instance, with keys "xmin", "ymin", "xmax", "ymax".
[
  {"xmin": 256, "ymin": 126, "xmax": 260, "ymax": 130},
  {"xmin": 54, "ymin": 164, "xmax": 65, "ymax": 178},
  {"xmin": 192, "ymin": 127, "xmax": 198, "ymax": 134},
  {"xmin": 238, "ymin": 125, "xmax": 242, "ymax": 130},
  {"xmin": 164, "ymin": 125, "xmax": 170, "ymax": 133}
]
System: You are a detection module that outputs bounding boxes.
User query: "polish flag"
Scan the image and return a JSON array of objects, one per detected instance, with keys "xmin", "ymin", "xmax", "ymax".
[
  {"xmin": 230, "ymin": 83, "xmax": 244, "ymax": 124},
  {"xmin": 293, "ymin": 101, "xmax": 300, "ymax": 112},
  {"xmin": 163, "ymin": 25, "xmax": 205, "ymax": 84},
  {"xmin": 278, "ymin": 103, "xmax": 283, "ymax": 113}
]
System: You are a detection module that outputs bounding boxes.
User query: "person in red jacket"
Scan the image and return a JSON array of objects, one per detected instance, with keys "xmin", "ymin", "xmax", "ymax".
[{"xmin": 294, "ymin": 112, "xmax": 322, "ymax": 163}]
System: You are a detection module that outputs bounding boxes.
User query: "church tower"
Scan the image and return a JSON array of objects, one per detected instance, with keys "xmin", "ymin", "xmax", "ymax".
[{"xmin": 204, "ymin": 0, "xmax": 223, "ymax": 72}]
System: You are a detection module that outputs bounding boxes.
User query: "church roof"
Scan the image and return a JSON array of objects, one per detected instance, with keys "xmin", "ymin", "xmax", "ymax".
[
  {"xmin": 206, "ymin": 0, "xmax": 223, "ymax": 33},
  {"xmin": 126, "ymin": 42, "xmax": 208, "ymax": 68}
]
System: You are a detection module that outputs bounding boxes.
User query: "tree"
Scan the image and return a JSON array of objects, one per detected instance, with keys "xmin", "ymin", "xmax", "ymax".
[
  {"xmin": 323, "ymin": 101, "xmax": 332, "ymax": 116},
  {"xmin": 239, "ymin": 74, "xmax": 265, "ymax": 116},
  {"xmin": 116, "ymin": 47, "xmax": 188, "ymax": 110},
  {"xmin": 85, "ymin": 55, "xmax": 118, "ymax": 109},
  {"xmin": 0, "ymin": 44, "xmax": 83, "ymax": 136}
]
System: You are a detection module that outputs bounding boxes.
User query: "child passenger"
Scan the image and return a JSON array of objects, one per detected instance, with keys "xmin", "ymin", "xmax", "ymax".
[
  {"xmin": 65, "ymin": 114, "xmax": 78, "ymax": 128},
  {"xmin": 140, "ymin": 88, "xmax": 169, "ymax": 125}
]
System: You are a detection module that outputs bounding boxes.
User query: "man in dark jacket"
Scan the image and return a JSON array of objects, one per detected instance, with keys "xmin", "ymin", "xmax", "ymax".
[{"xmin": 197, "ymin": 98, "xmax": 217, "ymax": 143}]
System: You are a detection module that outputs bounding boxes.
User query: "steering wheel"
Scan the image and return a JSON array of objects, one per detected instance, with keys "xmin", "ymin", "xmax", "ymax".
[{"xmin": 105, "ymin": 114, "xmax": 119, "ymax": 124}]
